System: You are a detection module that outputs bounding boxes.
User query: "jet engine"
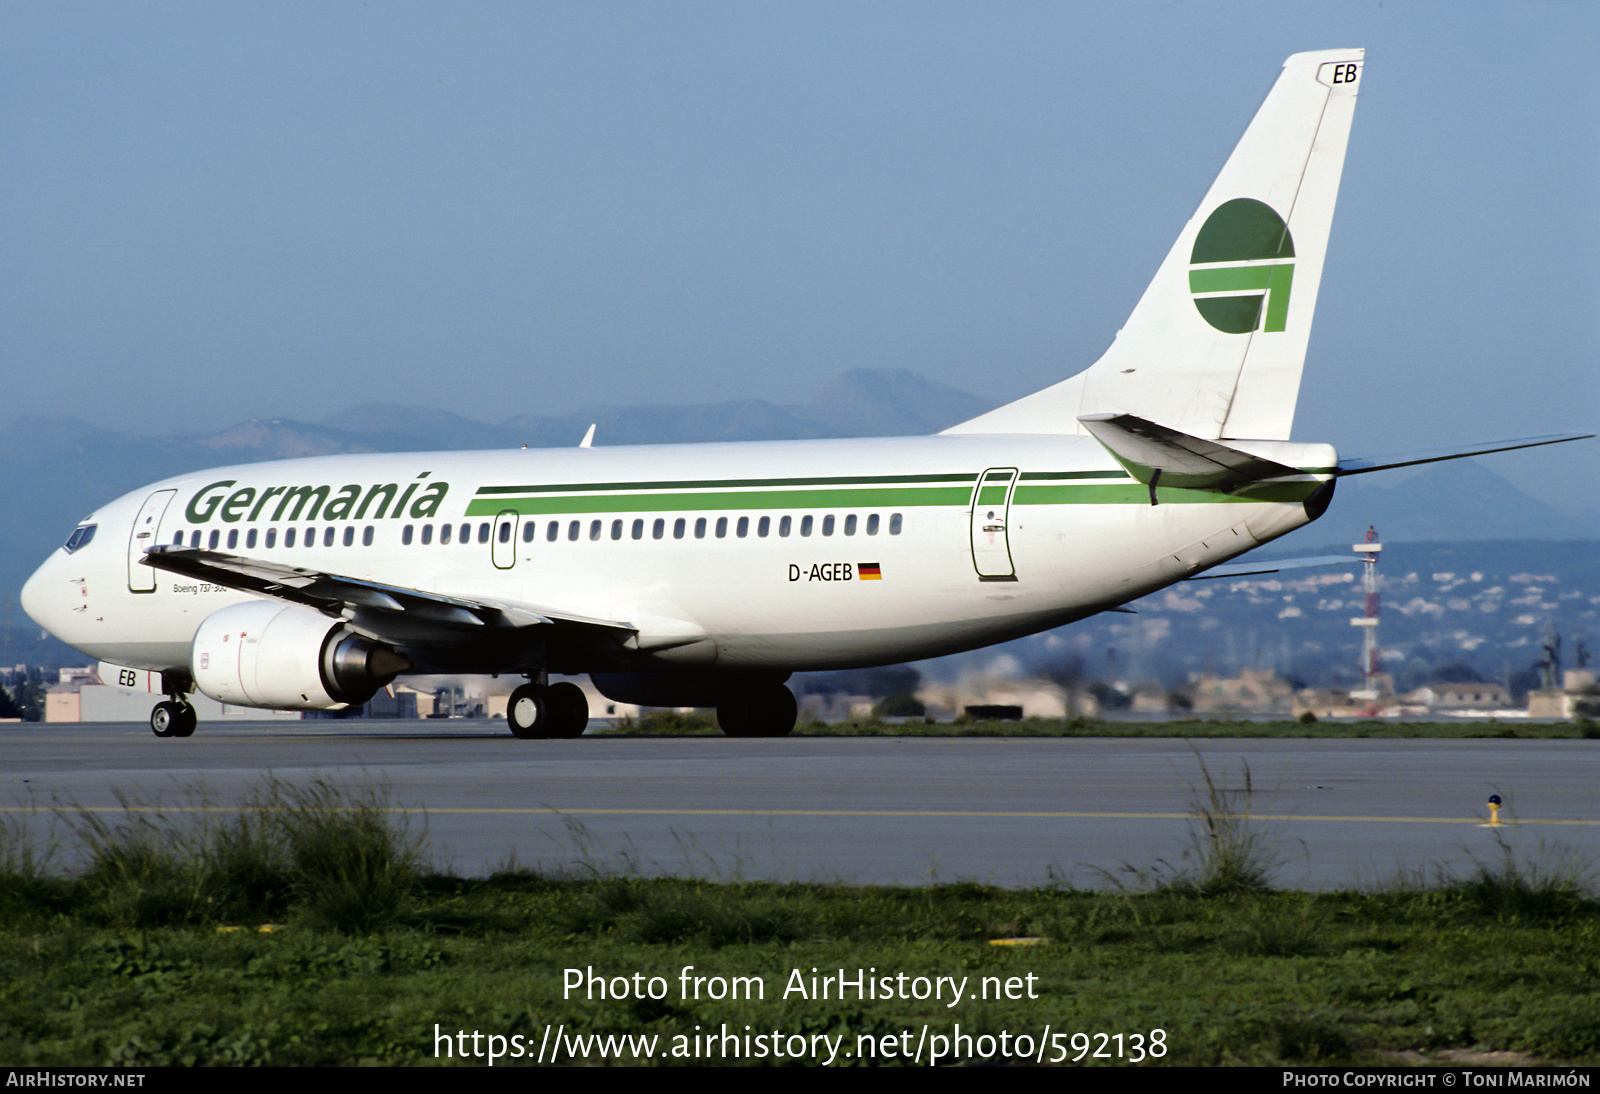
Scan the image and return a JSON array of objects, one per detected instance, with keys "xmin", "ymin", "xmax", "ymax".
[{"xmin": 191, "ymin": 600, "xmax": 411, "ymax": 711}]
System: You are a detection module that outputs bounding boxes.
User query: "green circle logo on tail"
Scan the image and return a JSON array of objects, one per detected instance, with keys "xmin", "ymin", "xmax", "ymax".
[{"xmin": 1188, "ymin": 198, "xmax": 1295, "ymax": 334}]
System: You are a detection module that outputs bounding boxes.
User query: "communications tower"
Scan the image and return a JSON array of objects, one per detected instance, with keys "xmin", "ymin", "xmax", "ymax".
[{"xmin": 1349, "ymin": 525, "xmax": 1382, "ymax": 707}]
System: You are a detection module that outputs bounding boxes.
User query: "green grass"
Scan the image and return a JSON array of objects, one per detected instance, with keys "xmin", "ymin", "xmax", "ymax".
[
  {"xmin": 1161, "ymin": 756, "xmax": 1278, "ymax": 897},
  {"xmin": 4, "ymin": 876, "xmax": 1600, "ymax": 1065},
  {"xmin": 3, "ymin": 776, "xmax": 1599, "ymax": 1066},
  {"xmin": 62, "ymin": 779, "xmax": 424, "ymax": 933}
]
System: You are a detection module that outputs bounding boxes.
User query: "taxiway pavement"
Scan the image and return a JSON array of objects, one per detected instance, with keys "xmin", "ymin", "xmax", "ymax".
[{"xmin": 4, "ymin": 723, "xmax": 1594, "ymax": 889}]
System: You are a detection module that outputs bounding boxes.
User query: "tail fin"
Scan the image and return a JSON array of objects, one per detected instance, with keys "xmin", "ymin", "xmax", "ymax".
[{"xmin": 945, "ymin": 49, "xmax": 1363, "ymax": 442}]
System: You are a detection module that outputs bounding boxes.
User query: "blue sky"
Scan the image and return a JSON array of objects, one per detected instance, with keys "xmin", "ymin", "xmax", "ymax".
[{"xmin": 4, "ymin": 2, "xmax": 1595, "ymax": 513}]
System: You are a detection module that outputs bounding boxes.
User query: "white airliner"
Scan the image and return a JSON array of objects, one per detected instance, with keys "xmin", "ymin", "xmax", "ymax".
[{"xmin": 19, "ymin": 51, "xmax": 1587, "ymax": 739}]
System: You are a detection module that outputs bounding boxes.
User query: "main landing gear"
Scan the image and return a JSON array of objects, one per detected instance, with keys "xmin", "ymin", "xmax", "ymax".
[
  {"xmin": 506, "ymin": 680, "xmax": 589, "ymax": 739},
  {"xmin": 150, "ymin": 699, "xmax": 197, "ymax": 738},
  {"xmin": 717, "ymin": 683, "xmax": 797, "ymax": 738}
]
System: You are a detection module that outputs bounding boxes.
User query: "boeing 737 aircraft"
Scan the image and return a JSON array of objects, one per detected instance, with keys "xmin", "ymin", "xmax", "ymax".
[{"xmin": 19, "ymin": 51, "xmax": 1587, "ymax": 740}]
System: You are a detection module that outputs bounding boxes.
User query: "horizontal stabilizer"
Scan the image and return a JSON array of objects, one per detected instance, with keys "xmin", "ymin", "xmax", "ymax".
[
  {"xmin": 1079, "ymin": 413, "xmax": 1302, "ymax": 490},
  {"xmin": 1335, "ymin": 433, "xmax": 1592, "ymax": 476},
  {"xmin": 1185, "ymin": 554, "xmax": 1354, "ymax": 581}
]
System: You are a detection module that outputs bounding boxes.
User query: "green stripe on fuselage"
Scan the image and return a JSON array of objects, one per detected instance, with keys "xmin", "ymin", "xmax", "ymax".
[
  {"xmin": 463, "ymin": 474, "xmax": 1323, "ymax": 517},
  {"xmin": 1013, "ymin": 481, "xmax": 1323, "ymax": 506}
]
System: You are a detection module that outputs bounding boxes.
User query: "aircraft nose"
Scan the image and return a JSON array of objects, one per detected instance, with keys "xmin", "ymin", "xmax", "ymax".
[{"xmin": 20, "ymin": 552, "xmax": 67, "ymax": 637}]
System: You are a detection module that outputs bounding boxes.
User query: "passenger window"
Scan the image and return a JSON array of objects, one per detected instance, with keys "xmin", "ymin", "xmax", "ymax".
[
  {"xmin": 266, "ymin": 529, "xmax": 277, "ymax": 549},
  {"xmin": 674, "ymin": 517, "xmax": 686, "ymax": 539},
  {"xmin": 497, "ymin": 522, "xmax": 510, "ymax": 544},
  {"xmin": 758, "ymin": 516, "xmax": 770, "ymax": 537},
  {"xmin": 866, "ymin": 514, "xmax": 880, "ymax": 536},
  {"xmin": 190, "ymin": 531, "xmax": 201, "ymax": 548},
  {"xmin": 305, "ymin": 527, "xmax": 316, "ymax": 548},
  {"xmin": 422, "ymin": 524, "xmax": 434, "ymax": 545},
  {"xmin": 343, "ymin": 527, "xmax": 354, "ymax": 547},
  {"xmin": 694, "ymin": 517, "xmax": 707, "ymax": 539},
  {"xmin": 567, "ymin": 520, "xmax": 580, "ymax": 541},
  {"xmin": 402, "ymin": 525, "xmax": 414, "ymax": 545},
  {"xmin": 246, "ymin": 529, "xmax": 258, "ymax": 549},
  {"xmin": 736, "ymin": 516, "xmax": 748, "ymax": 538},
  {"xmin": 441, "ymin": 523, "xmax": 453, "ymax": 545},
  {"xmin": 209, "ymin": 530, "xmax": 220, "ymax": 549},
  {"xmin": 843, "ymin": 514, "xmax": 856, "ymax": 536},
  {"xmin": 547, "ymin": 521, "xmax": 559, "ymax": 543},
  {"xmin": 780, "ymin": 516, "xmax": 792, "ymax": 537},
  {"xmin": 632, "ymin": 519, "xmax": 644, "ymax": 540},
  {"xmin": 522, "ymin": 521, "xmax": 536, "ymax": 543},
  {"xmin": 611, "ymin": 519, "xmax": 623, "ymax": 541},
  {"xmin": 822, "ymin": 515, "xmax": 835, "ymax": 537},
  {"xmin": 590, "ymin": 520, "xmax": 603, "ymax": 542},
  {"xmin": 800, "ymin": 515, "xmax": 813, "ymax": 537},
  {"xmin": 172, "ymin": 531, "xmax": 183, "ymax": 546},
  {"xmin": 324, "ymin": 527, "xmax": 336, "ymax": 547},
  {"xmin": 285, "ymin": 528, "xmax": 297, "ymax": 548},
  {"xmin": 653, "ymin": 518, "xmax": 665, "ymax": 540},
  {"xmin": 890, "ymin": 513, "xmax": 903, "ymax": 535},
  {"xmin": 462, "ymin": 523, "xmax": 473, "ymax": 544},
  {"xmin": 363, "ymin": 526, "xmax": 375, "ymax": 546},
  {"xmin": 715, "ymin": 517, "xmax": 727, "ymax": 538},
  {"xmin": 227, "ymin": 530, "xmax": 238, "ymax": 549}
]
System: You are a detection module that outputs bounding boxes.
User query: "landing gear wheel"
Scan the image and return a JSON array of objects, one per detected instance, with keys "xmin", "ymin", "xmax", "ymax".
[
  {"xmin": 507, "ymin": 683, "xmax": 546, "ymax": 739},
  {"xmin": 760, "ymin": 685, "xmax": 798, "ymax": 738},
  {"xmin": 170, "ymin": 702, "xmax": 197, "ymax": 738},
  {"xmin": 150, "ymin": 700, "xmax": 193, "ymax": 738},
  {"xmin": 718, "ymin": 684, "xmax": 797, "ymax": 738},
  {"xmin": 544, "ymin": 681, "xmax": 589, "ymax": 739},
  {"xmin": 716, "ymin": 693, "xmax": 755, "ymax": 737}
]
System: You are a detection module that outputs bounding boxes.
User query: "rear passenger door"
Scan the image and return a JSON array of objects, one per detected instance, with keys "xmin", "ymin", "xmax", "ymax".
[{"xmin": 968, "ymin": 468, "xmax": 1018, "ymax": 581}]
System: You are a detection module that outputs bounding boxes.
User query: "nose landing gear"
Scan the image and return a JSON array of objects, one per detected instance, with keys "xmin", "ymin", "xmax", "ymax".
[{"xmin": 150, "ymin": 699, "xmax": 197, "ymax": 738}]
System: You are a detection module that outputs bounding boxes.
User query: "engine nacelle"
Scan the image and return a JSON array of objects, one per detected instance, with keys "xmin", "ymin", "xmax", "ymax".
[{"xmin": 191, "ymin": 600, "xmax": 410, "ymax": 711}]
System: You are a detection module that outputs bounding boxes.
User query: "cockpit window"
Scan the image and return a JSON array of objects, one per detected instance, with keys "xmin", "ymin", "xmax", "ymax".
[{"xmin": 63, "ymin": 524, "xmax": 97, "ymax": 554}]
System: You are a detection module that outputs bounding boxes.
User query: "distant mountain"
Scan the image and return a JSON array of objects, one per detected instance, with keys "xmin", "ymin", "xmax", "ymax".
[
  {"xmin": 804, "ymin": 369, "xmax": 996, "ymax": 437},
  {"xmin": 492, "ymin": 367, "xmax": 995, "ymax": 446}
]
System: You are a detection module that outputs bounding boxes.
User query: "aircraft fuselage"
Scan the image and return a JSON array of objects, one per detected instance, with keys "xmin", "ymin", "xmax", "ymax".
[{"xmin": 22, "ymin": 432, "xmax": 1333, "ymax": 676}]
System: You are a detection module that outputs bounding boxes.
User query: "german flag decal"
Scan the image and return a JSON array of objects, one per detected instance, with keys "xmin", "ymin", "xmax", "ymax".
[{"xmin": 858, "ymin": 563, "xmax": 882, "ymax": 580}]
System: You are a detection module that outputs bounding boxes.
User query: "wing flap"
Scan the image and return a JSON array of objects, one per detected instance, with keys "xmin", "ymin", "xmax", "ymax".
[{"xmin": 142, "ymin": 546, "xmax": 632, "ymax": 639}]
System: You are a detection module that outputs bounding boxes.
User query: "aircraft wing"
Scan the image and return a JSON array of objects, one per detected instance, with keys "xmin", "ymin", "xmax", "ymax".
[{"xmin": 142, "ymin": 546, "xmax": 636, "ymax": 643}]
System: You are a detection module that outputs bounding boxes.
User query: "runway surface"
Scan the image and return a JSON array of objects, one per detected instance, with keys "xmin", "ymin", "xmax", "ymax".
[{"xmin": 4, "ymin": 722, "xmax": 1597, "ymax": 889}]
